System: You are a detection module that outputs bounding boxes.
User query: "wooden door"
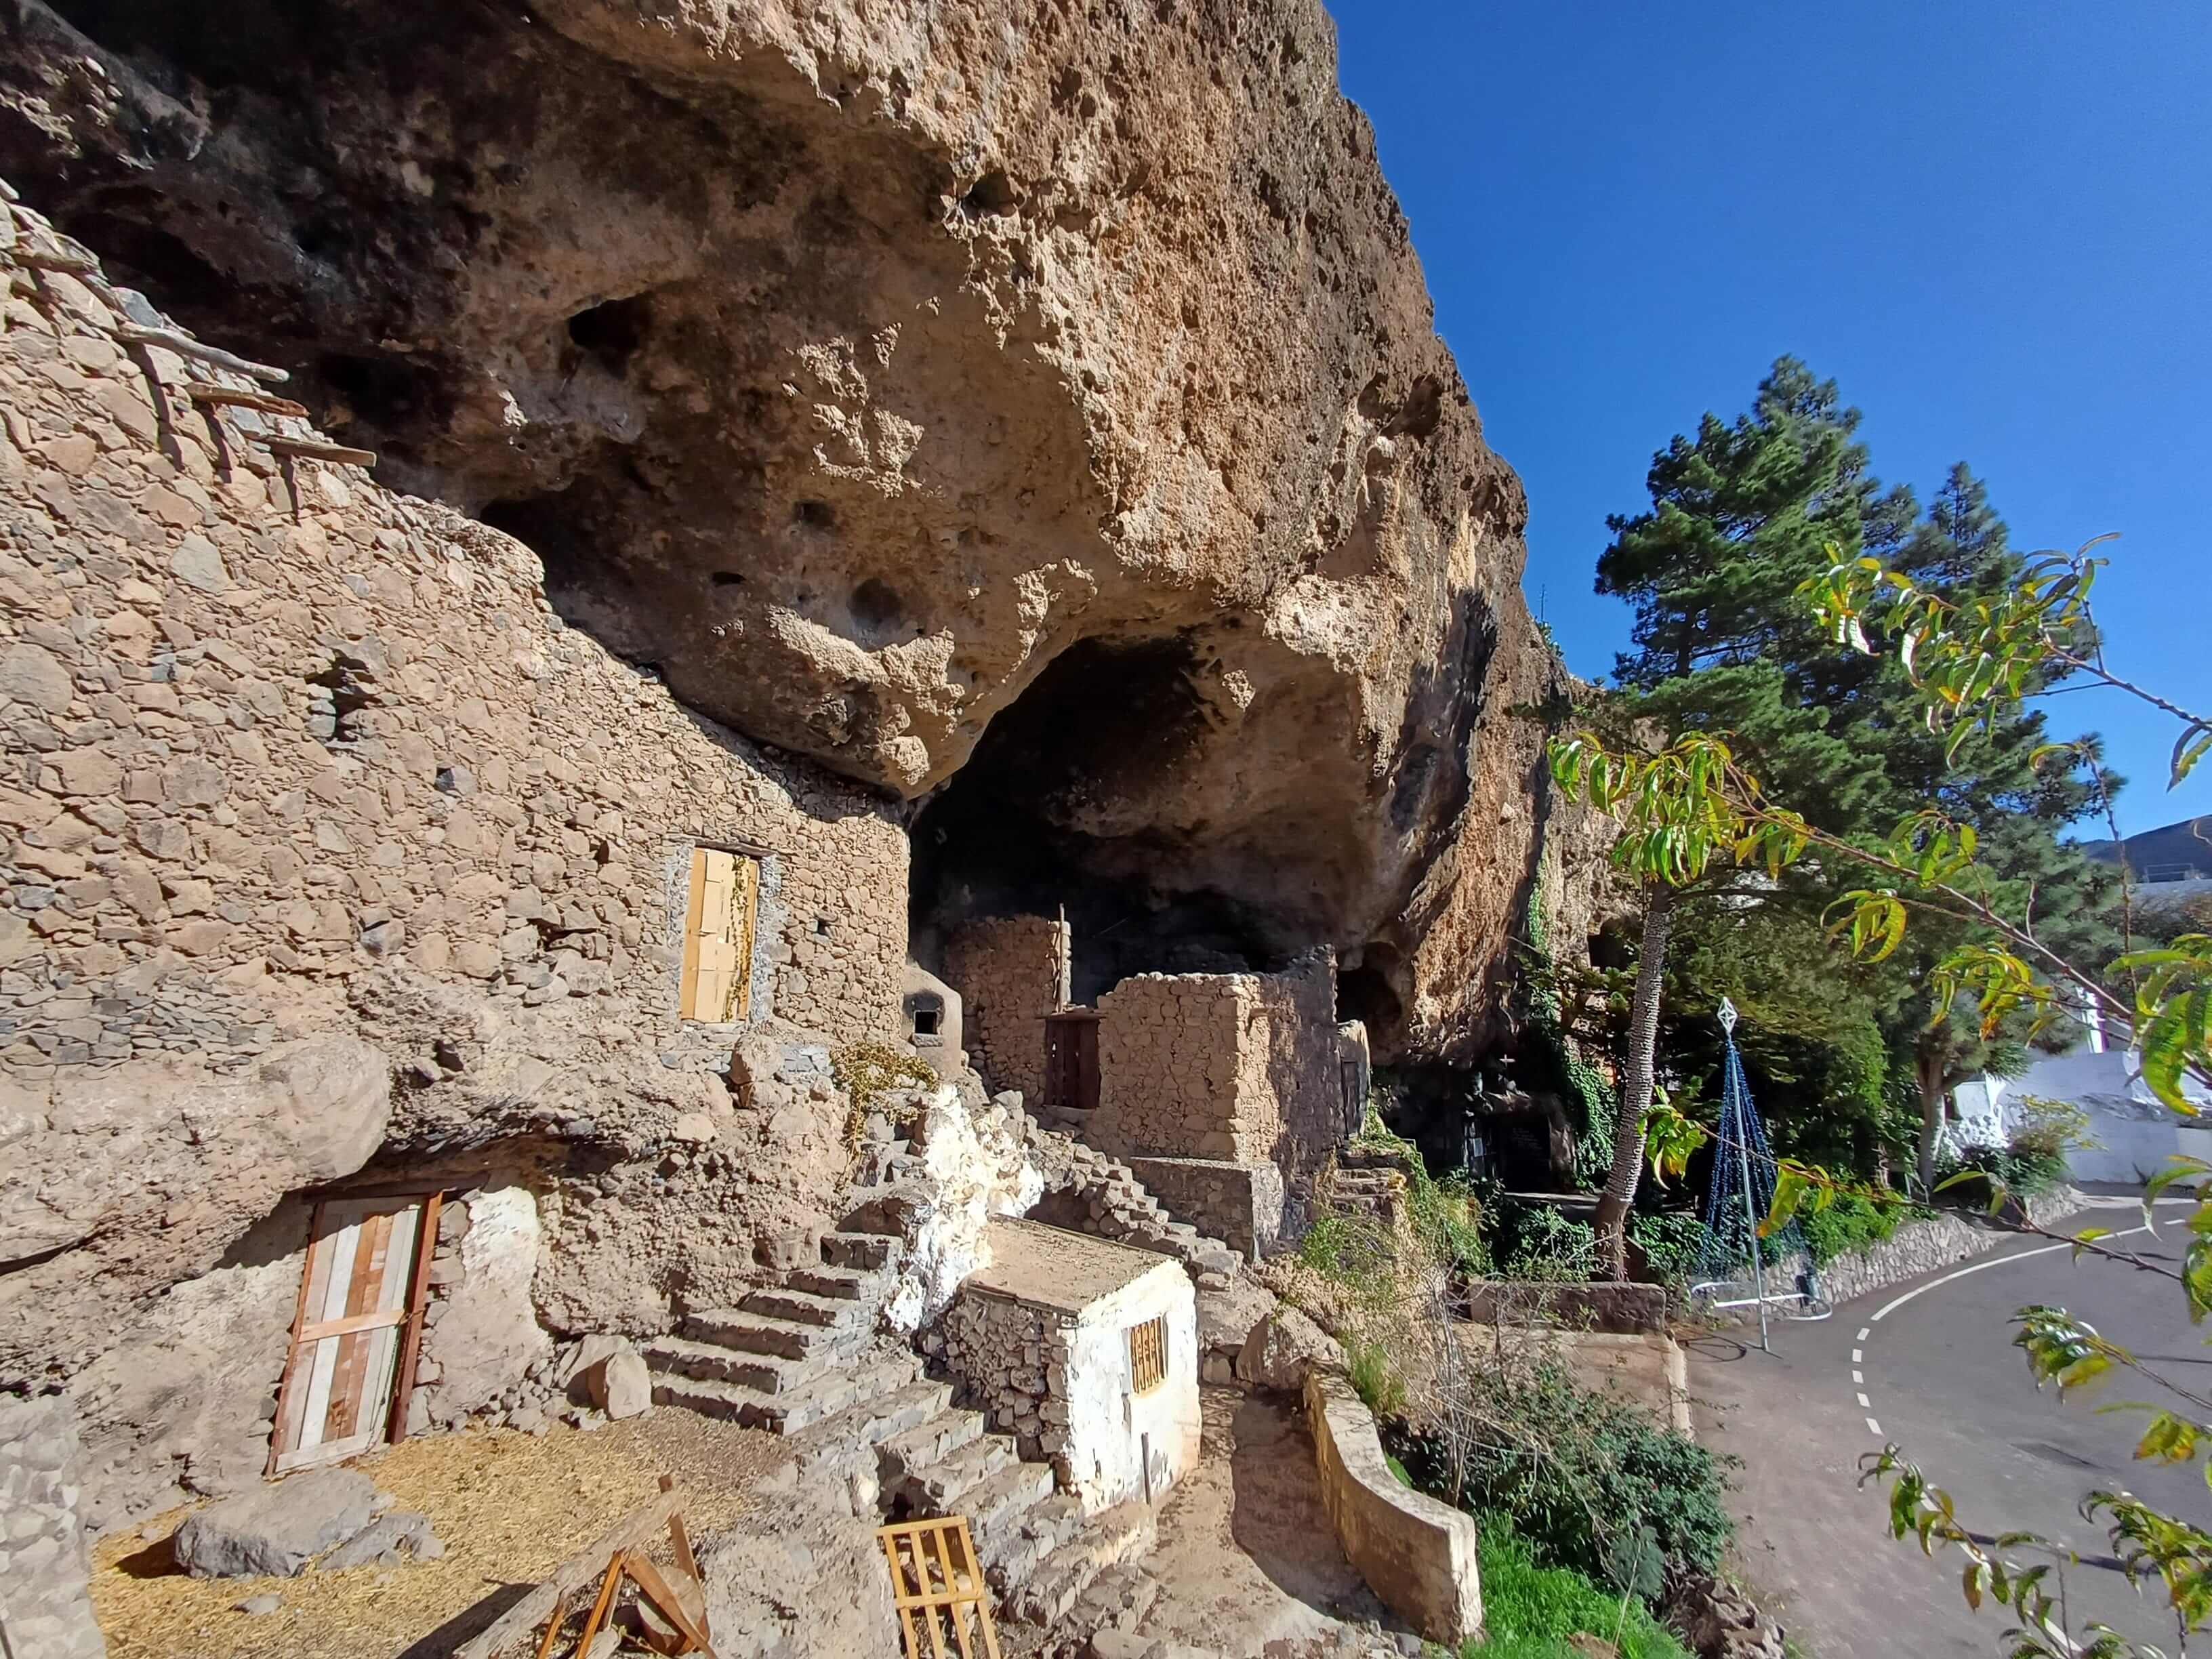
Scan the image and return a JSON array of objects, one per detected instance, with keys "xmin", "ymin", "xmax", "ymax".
[
  {"xmin": 1042, "ymin": 1012, "xmax": 1102, "ymax": 1113},
  {"xmin": 679, "ymin": 846, "xmax": 757, "ymax": 1022},
  {"xmin": 270, "ymin": 1195, "xmax": 435, "ymax": 1475}
]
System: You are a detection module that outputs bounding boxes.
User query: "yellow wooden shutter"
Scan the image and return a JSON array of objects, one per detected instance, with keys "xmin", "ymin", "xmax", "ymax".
[{"xmin": 680, "ymin": 848, "xmax": 757, "ymax": 1021}]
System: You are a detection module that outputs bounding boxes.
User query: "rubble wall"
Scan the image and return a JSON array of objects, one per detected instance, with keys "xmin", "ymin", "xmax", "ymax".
[
  {"xmin": 1094, "ymin": 952, "xmax": 1345, "ymax": 1179},
  {"xmin": 943, "ymin": 914, "xmax": 1069, "ymax": 1106},
  {"xmin": 0, "ymin": 195, "xmax": 907, "ymax": 1528}
]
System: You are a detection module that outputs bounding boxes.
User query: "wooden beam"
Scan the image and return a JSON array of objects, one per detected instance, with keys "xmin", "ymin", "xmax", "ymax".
[
  {"xmin": 451, "ymin": 1489, "xmax": 682, "ymax": 1659},
  {"xmin": 387, "ymin": 1189, "xmax": 442, "ymax": 1446},
  {"xmin": 264, "ymin": 435, "xmax": 377, "ymax": 468},
  {"xmin": 265, "ymin": 1200, "xmax": 327, "ymax": 1477},
  {"xmin": 114, "ymin": 324, "xmax": 288, "ymax": 383},
  {"xmin": 184, "ymin": 383, "xmax": 312, "ymax": 419}
]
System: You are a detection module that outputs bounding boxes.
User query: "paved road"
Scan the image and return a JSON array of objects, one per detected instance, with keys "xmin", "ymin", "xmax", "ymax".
[{"xmin": 1690, "ymin": 1204, "xmax": 2210, "ymax": 1657}]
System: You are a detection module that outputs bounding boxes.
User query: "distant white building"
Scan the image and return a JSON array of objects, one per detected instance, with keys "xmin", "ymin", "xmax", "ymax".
[{"xmin": 1946, "ymin": 998, "xmax": 2212, "ymax": 1186}]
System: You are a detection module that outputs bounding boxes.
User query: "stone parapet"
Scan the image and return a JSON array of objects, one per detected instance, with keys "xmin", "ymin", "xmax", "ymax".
[{"xmin": 1303, "ymin": 1370, "xmax": 1481, "ymax": 1644}]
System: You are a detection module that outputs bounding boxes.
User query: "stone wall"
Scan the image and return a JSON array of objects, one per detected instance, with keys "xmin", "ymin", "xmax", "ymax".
[
  {"xmin": 943, "ymin": 915, "xmax": 1069, "ymax": 1105},
  {"xmin": 0, "ymin": 1393, "xmax": 106, "ymax": 1659},
  {"xmin": 1305, "ymin": 1370, "xmax": 1481, "ymax": 1644},
  {"xmin": 928, "ymin": 1286, "xmax": 1055, "ymax": 1460},
  {"xmin": 1093, "ymin": 950, "xmax": 1344, "ymax": 1182},
  {"xmin": 0, "ymin": 190, "xmax": 912, "ymax": 1528},
  {"xmin": 1787, "ymin": 1186, "xmax": 2087, "ymax": 1310},
  {"xmin": 1127, "ymin": 1155, "xmax": 1284, "ymax": 1263}
]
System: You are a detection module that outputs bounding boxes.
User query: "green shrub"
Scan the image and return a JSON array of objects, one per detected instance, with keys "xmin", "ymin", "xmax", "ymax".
[
  {"xmin": 1626, "ymin": 1211, "xmax": 1704, "ymax": 1285},
  {"xmin": 1483, "ymin": 1196, "xmax": 1599, "ymax": 1281},
  {"xmin": 1798, "ymin": 1191, "xmax": 1904, "ymax": 1267},
  {"xmin": 1343, "ymin": 1335, "xmax": 1406, "ymax": 1419},
  {"xmin": 1401, "ymin": 1363, "xmax": 1733, "ymax": 1591},
  {"xmin": 1463, "ymin": 1513, "xmax": 1695, "ymax": 1658},
  {"xmin": 1936, "ymin": 1142, "xmax": 2066, "ymax": 1208}
]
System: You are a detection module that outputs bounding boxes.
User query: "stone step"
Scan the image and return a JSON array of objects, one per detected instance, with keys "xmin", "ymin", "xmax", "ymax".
[
  {"xmin": 741, "ymin": 1286, "xmax": 863, "ymax": 1328},
  {"xmin": 842, "ymin": 1182, "xmax": 935, "ymax": 1237},
  {"xmin": 821, "ymin": 1231, "xmax": 903, "ymax": 1271},
  {"xmin": 982, "ymin": 1492, "xmax": 1087, "ymax": 1590},
  {"xmin": 785, "ymin": 1264, "xmax": 876, "ymax": 1301},
  {"xmin": 651, "ymin": 1349, "xmax": 909, "ymax": 1434},
  {"xmin": 641, "ymin": 1334, "xmax": 811, "ymax": 1395},
  {"xmin": 958, "ymin": 1458, "xmax": 1057, "ymax": 1544},
  {"xmin": 878, "ymin": 1408, "xmax": 987, "ymax": 1482},
  {"xmin": 1008, "ymin": 1502, "xmax": 1158, "ymax": 1626},
  {"xmin": 1071, "ymin": 1563, "xmax": 1161, "ymax": 1638},
  {"xmin": 905, "ymin": 1432, "xmax": 1018, "ymax": 1511},
  {"xmin": 783, "ymin": 1377, "xmax": 951, "ymax": 1477},
  {"xmin": 683, "ymin": 1307, "xmax": 851, "ymax": 1361}
]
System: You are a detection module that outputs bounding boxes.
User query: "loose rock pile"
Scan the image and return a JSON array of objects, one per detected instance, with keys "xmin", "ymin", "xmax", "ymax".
[{"xmin": 171, "ymin": 1467, "xmax": 444, "ymax": 1580}]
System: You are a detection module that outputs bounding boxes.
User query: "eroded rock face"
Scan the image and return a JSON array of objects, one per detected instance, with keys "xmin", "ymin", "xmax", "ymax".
[{"xmin": 0, "ymin": 0, "xmax": 1579, "ymax": 1053}]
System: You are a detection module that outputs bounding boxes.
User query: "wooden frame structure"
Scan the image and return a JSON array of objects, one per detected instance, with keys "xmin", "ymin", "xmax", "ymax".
[
  {"xmin": 1127, "ymin": 1313, "xmax": 1168, "ymax": 1396},
  {"xmin": 878, "ymin": 1517, "xmax": 1002, "ymax": 1659},
  {"xmin": 457, "ymin": 1477, "xmax": 716, "ymax": 1659}
]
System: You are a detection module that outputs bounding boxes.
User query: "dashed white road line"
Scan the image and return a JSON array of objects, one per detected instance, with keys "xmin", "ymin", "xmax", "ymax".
[{"xmin": 1846, "ymin": 1223, "xmax": 2154, "ymax": 1453}]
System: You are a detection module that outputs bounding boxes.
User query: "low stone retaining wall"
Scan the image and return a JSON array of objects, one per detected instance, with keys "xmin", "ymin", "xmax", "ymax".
[
  {"xmin": 1303, "ymin": 1371, "xmax": 1481, "ymax": 1644},
  {"xmin": 0, "ymin": 1394, "xmax": 107, "ymax": 1659},
  {"xmin": 1784, "ymin": 1185, "xmax": 2085, "ymax": 1309},
  {"xmin": 1463, "ymin": 1279, "xmax": 1670, "ymax": 1334},
  {"xmin": 1128, "ymin": 1155, "xmax": 1284, "ymax": 1261}
]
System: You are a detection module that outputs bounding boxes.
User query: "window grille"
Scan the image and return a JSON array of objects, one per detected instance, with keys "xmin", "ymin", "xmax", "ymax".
[{"xmin": 1128, "ymin": 1315, "xmax": 1167, "ymax": 1395}]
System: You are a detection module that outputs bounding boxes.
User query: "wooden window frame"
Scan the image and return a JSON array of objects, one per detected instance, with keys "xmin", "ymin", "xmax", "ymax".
[{"xmin": 1128, "ymin": 1313, "xmax": 1168, "ymax": 1396}]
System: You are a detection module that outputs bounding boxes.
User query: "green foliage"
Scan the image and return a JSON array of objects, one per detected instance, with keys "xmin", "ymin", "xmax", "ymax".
[
  {"xmin": 1481, "ymin": 1193, "xmax": 1599, "ymax": 1281},
  {"xmin": 1798, "ymin": 1192, "xmax": 1906, "ymax": 1267},
  {"xmin": 1297, "ymin": 1210, "xmax": 1400, "ymax": 1305},
  {"xmin": 1343, "ymin": 1334, "xmax": 1406, "ymax": 1420},
  {"xmin": 1404, "ymin": 1363, "xmax": 1734, "ymax": 1590},
  {"xmin": 1462, "ymin": 1514, "xmax": 1694, "ymax": 1659},
  {"xmin": 1524, "ymin": 876, "xmax": 1622, "ymax": 1189},
  {"xmin": 1934, "ymin": 1143, "xmax": 2067, "ymax": 1208},
  {"xmin": 1626, "ymin": 1211, "xmax": 1705, "ymax": 1286},
  {"xmin": 1349, "ymin": 1111, "xmax": 1493, "ymax": 1275}
]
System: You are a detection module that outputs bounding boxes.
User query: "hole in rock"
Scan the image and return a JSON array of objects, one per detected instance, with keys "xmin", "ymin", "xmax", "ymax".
[
  {"xmin": 319, "ymin": 351, "xmax": 447, "ymax": 431},
  {"xmin": 908, "ymin": 635, "xmax": 1287, "ymax": 1004},
  {"xmin": 1336, "ymin": 958, "xmax": 1402, "ymax": 1036},
  {"xmin": 710, "ymin": 571, "xmax": 745, "ymax": 588},
  {"xmin": 793, "ymin": 499, "xmax": 836, "ymax": 529},
  {"xmin": 567, "ymin": 295, "xmax": 651, "ymax": 375},
  {"xmin": 958, "ymin": 169, "xmax": 1018, "ymax": 218},
  {"xmin": 848, "ymin": 577, "xmax": 905, "ymax": 644}
]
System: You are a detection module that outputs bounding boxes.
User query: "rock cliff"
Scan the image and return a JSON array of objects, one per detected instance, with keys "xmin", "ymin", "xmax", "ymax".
[{"xmin": 0, "ymin": 0, "xmax": 1584, "ymax": 1054}]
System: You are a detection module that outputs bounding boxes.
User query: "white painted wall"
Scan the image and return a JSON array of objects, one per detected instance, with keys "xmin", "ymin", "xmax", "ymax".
[
  {"xmin": 1053, "ymin": 1261, "xmax": 1200, "ymax": 1513},
  {"xmin": 1947, "ymin": 1026, "xmax": 2212, "ymax": 1187}
]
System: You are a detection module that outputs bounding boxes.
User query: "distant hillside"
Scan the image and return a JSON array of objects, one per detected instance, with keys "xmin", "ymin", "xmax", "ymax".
[{"xmin": 2081, "ymin": 815, "xmax": 2212, "ymax": 880}]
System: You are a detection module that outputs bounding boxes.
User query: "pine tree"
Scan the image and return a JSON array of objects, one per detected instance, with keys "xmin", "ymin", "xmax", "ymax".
[{"xmin": 1578, "ymin": 364, "xmax": 2114, "ymax": 1270}]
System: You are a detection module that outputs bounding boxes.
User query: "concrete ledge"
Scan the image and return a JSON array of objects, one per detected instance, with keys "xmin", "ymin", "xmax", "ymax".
[
  {"xmin": 1303, "ymin": 1371, "xmax": 1481, "ymax": 1643},
  {"xmin": 1463, "ymin": 1279, "xmax": 1670, "ymax": 1334}
]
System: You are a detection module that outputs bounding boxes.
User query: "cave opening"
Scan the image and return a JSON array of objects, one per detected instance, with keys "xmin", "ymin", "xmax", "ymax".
[
  {"xmin": 567, "ymin": 295, "xmax": 652, "ymax": 376},
  {"xmin": 908, "ymin": 636, "xmax": 1288, "ymax": 1006}
]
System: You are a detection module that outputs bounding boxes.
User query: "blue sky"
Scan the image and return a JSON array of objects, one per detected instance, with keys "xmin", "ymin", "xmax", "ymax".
[{"xmin": 1328, "ymin": 1, "xmax": 2211, "ymax": 838}]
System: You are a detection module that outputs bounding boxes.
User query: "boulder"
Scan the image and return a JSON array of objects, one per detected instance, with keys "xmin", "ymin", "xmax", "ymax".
[
  {"xmin": 1666, "ymin": 1576, "xmax": 1787, "ymax": 1659},
  {"xmin": 558, "ymin": 1333, "xmax": 630, "ymax": 1397},
  {"xmin": 1195, "ymin": 1275, "xmax": 1277, "ymax": 1362},
  {"xmin": 1237, "ymin": 1307, "xmax": 1345, "ymax": 1393},
  {"xmin": 595, "ymin": 1351, "xmax": 651, "ymax": 1420},
  {"xmin": 171, "ymin": 1469, "xmax": 377, "ymax": 1578}
]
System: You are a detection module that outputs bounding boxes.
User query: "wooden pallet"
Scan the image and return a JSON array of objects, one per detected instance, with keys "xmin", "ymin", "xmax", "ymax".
[{"xmin": 878, "ymin": 1516, "xmax": 1002, "ymax": 1659}]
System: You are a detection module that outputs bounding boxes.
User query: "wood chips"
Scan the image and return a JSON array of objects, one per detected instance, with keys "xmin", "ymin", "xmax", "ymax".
[{"xmin": 89, "ymin": 1412, "xmax": 783, "ymax": 1659}]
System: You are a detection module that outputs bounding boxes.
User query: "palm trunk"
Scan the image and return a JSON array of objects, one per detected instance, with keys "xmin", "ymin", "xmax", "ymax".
[
  {"xmin": 1593, "ymin": 882, "xmax": 1677, "ymax": 1280},
  {"xmin": 1914, "ymin": 1040, "xmax": 1947, "ymax": 1197}
]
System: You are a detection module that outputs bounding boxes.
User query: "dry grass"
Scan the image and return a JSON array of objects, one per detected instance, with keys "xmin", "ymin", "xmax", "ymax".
[{"xmin": 90, "ymin": 1412, "xmax": 783, "ymax": 1659}]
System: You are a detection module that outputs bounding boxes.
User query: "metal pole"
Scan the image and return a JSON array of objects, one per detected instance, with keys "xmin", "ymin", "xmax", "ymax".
[{"xmin": 1736, "ymin": 1067, "xmax": 1771, "ymax": 1354}]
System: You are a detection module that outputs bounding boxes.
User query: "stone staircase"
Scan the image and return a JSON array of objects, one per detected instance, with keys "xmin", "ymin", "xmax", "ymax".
[
  {"xmin": 649, "ymin": 1218, "xmax": 1166, "ymax": 1633},
  {"xmin": 1042, "ymin": 1128, "xmax": 1242, "ymax": 1280}
]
